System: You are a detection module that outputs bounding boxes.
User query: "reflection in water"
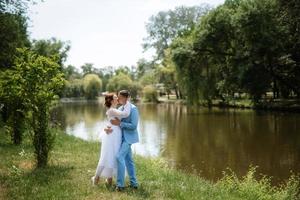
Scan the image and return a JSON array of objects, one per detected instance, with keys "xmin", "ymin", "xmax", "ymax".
[{"xmin": 52, "ymin": 101, "xmax": 300, "ymax": 185}]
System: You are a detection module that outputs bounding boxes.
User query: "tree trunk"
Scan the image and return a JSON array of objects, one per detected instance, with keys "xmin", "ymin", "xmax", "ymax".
[
  {"xmin": 174, "ymin": 85, "xmax": 179, "ymax": 99},
  {"xmin": 33, "ymin": 103, "xmax": 52, "ymax": 168},
  {"xmin": 11, "ymin": 110, "xmax": 23, "ymax": 145}
]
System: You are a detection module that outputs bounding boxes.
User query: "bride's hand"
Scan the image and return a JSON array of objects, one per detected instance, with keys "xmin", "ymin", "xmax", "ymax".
[{"xmin": 104, "ymin": 127, "xmax": 113, "ymax": 134}]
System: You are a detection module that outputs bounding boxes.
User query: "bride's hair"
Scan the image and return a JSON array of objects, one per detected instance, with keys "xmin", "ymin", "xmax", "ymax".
[{"xmin": 104, "ymin": 93, "xmax": 115, "ymax": 108}]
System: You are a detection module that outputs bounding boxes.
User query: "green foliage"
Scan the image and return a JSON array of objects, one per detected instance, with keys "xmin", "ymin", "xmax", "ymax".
[
  {"xmin": 0, "ymin": 48, "xmax": 65, "ymax": 167},
  {"xmin": 171, "ymin": 35, "xmax": 203, "ymax": 104},
  {"xmin": 142, "ymin": 85, "xmax": 158, "ymax": 102},
  {"xmin": 143, "ymin": 5, "xmax": 211, "ymax": 60},
  {"xmin": 129, "ymin": 82, "xmax": 142, "ymax": 102},
  {"xmin": 81, "ymin": 63, "xmax": 94, "ymax": 75},
  {"xmin": 170, "ymin": 0, "xmax": 300, "ymax": 105},
  {"xmin": 31, "ymin": 38, "xmax": 70, "ymax": 67},
  {"xmin": 159, "ymin": 48, "xmax": 181, "ymax": 99},
  {"xmin": 80, "ymin": 64, "xmax": 114, "ymax": 90},
  {"xmin": 139, "ymin": 70, "xmax": 157, "ymax": 86},
  {"xmin": 63, "ymin": 79, "xmax": 84, "ymax": 98},
  {"xmin": 82, "ymin": 74, "xmax": 102, "ymax": 100},
  {"xmin": 17, "ymin": 48, "xmax": 64, "ymax": 167},
  {"xmin": 0, "ymin": 0, "xmax": 36, "ymax": 14},
  {"xmin": 106, "ymin": 73, "xmax": 133, "ymax": 93},
  {"xmin": 63, "ymin": 65, "xmax": 81, "ymax": 80},
  {"xmin": 0, "ymin": 51, "xmax": 29, "ymax": 144},
  {"xmin": 136, "ymin": 58, "xmax": 154, "ymax": 79},
  {"xmin": 0, "ymin": 13, "xmax": 30, "ymax": 69},
  {"xmin": 114, "ymin": 66, "xmax": 131, "ymax": 76}
]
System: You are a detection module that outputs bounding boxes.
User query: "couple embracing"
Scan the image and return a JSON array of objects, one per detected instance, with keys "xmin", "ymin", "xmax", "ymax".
[{"xmin": 91, "ymin": 90, "xmax": 139, "ymax": 191}]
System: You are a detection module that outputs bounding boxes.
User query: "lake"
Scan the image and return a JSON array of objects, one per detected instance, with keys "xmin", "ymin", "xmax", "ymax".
[{"xmin": 51, "ymin": 100, "xmax": 300, "ymax": 185}]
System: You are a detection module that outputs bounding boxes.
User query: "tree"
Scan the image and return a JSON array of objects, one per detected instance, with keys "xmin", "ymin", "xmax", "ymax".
[
  {"xmin": 142, "ymin": 85, "xmax": 158, "ymax": 102},
  {"xmin": 31, "ymin": 38, "xmax": 70, "ymax": 67},
  {"xmin": 136, "ymin": 58, "xmax": 154, "ymax": 79},
  {"xmin": 63, "ymin": 79, "xmax": 84, "ymax": 98},
  {"xmin": 115, "ymin": 66, "xmax": 131, "ymax": 76},
  {"xmin": 143, "ymin": 5, "xmax": 211, "ymax": 60},
  {"xmin": 81, "ymin": 63, "xmax": 94, "ymax": 75},
  {"xmin": 0, "ymin": 67, "xmax": 26, "ymax": 144},
  {"xmin": 106, "ymin": 73, "xmax": 133, "ymax": 93},
  {"xmin": 160, "ymin": 48, "xmax": 181, "ymax": 99},
  {"xmin": 129, "ymin": 82, "xmax": 142, "ymax": 101},
  {"xmin": 0, "ymin": 13, "xmax": 30, "ymax": 69},
  {"xmin": 83, "ymin": 74, "xmax": 102, "ymax": 100},
  {"xmin": 1, "ymin": 48, "xmax": 65, "ymax": 167},
  {"xmin": 63, "ymin": 65, "xmax": 81, "ymax": 80},
  {"xmin": 170, "ymin": 0, "xmax": 300, "ymax": 104},
  {"xmin": 0, "ymin": 0, "xmax": 37, "ymax": 14},
  {"xmin": 171, "ymin": 35, "xmax": 203, "ymax": 104},
  {"xmin": 277, "ymin": 0, "xmax": 300, "ymax": 97}
]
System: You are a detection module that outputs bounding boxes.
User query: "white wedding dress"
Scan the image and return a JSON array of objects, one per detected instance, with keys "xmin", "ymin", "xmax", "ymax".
[{"xmin": 94, "ymin": 102, "xmax": 131, "ymax": 178}]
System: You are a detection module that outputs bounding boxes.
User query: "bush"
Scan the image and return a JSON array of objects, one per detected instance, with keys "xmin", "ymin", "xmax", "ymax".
[
  {"xmin": 143, "ymin": 85, "xmax": 158, "ymax": 102},
  {"xmin": 83, "ymin": 74, "xmax": 102, "ymax": 100}
]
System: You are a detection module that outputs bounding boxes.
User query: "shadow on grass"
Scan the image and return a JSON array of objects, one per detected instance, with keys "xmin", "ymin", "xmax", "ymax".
[
  {"xmin": 23, "ymin": 165, "xmax": 74, "ymax": 184},
  {"xmin": 102, "ymin": 183, "xmax": 151, "ymax": 199},
  {"xmin": 4, "ymin": 165, "xmax": 75, "ymax": 200},
  {"xmin": 124, "ymin": 185, "xmax": 151, "ymax": 199}
]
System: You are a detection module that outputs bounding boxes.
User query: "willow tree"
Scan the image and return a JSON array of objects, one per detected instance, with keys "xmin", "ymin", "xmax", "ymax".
[
  {"xmin": 277, "ymin": 0, "xmax": 300, "ymax": 97},
  {"xmin": 83, "ymin": 74, "xmax": 102, "ymax": 100},
  {"xmin": 106, "ymin": 73, "xmax": 133, "ymax": 93},
  {"xmin": 171, "ymin": 35, "xmax": 203, "ymax": 105},
  {"xmin": 170, "ymin": 0, "xmax": 297, "ymax": 104}
]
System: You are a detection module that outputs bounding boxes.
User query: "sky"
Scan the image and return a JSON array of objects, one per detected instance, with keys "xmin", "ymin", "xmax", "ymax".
[{"xmin": 28, "ymin": 0, "xmax": 224, "ymax": 69}]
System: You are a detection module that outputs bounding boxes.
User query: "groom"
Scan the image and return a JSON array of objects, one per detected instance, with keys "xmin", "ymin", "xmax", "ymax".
[{"xmin": 108, "ymin": 90, "xmax": 139, "ymax": 191}]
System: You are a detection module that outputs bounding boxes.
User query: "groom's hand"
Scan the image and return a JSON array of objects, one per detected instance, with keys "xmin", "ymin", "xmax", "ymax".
[{"xmin": 110, "ymin": 118, "xmax": 121, "ymax": 126}]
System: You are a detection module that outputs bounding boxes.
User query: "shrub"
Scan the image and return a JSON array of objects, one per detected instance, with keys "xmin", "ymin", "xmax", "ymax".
[{"xmin": 143, "ymin": 85, "xmax": 158, "ymax": 102}]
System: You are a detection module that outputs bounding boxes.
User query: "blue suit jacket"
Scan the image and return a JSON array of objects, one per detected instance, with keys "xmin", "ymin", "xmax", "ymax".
[{"xmin": 119, "ymin": 103, "xmax": 139, "ymax": 144}]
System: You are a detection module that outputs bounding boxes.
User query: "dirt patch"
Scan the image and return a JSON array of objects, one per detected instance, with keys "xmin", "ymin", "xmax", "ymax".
[
  {"xmin": 18, "ymin": 160, "xmax": 34, "ymax": 170},
  {"xmin": 0, "ymin": 185, "xmax": 8, "ymax": 200}
]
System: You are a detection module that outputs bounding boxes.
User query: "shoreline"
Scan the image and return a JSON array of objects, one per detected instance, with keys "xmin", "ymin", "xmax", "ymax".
[
  {"xmin": 59, "ymin": 96, "xmax": 300, "ymax": 113},
  {"xmin": 157, "ymin": 97, "xmax": 300, "ymax": 113},
  {"xmin": 0, "ymin": 128, "xmax": 299, "ymax": 200}
]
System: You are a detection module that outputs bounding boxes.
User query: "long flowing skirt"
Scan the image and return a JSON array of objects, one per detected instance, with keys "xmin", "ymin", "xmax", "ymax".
[{"xmin": 95, "ymin": 125, "xmax": 122, "ymax": 178}]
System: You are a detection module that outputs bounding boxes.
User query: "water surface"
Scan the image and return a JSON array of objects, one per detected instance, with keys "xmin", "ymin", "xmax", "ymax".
[{"xmin": 52, "ymin": 101, "xmax": 300, "ymax": 184}]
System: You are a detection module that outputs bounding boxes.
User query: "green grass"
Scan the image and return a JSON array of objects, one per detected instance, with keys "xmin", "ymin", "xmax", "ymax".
[{"xmin": 0, "ymin": 128, "xmax": 299, "ymax": 200}]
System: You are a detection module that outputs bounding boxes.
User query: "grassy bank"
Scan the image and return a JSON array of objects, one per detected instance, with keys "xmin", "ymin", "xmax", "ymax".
[
  {"xmin": 158, "ymin": 96, "xmax": 300, "ymax": 112},
  {"xmin": 0, "ymin": 129, "xmax": 299, "ymax": 200}
]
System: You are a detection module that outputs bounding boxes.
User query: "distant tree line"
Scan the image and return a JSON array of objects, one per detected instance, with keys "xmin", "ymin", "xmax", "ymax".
[{"xmin": 142, "ymin": 0, "xmax": 300, "ymax": 106}]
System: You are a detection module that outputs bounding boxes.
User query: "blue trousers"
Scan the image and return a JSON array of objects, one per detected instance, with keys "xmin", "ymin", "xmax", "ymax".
[{"xmin": 116, "ymin": 140, "xmax": 138, "ymax": 187}]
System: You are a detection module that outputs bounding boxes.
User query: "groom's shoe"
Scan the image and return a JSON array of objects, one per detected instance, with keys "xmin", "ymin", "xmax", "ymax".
[
  {"xmin": 128, "ymin": 185, "xmax": 138, "ymax": 190},
  {"xmin": 115, "ymin": 186, "xmax": 125, "ymax": 192}
]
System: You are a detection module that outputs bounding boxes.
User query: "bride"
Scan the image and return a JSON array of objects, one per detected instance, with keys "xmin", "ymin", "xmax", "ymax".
[{"xmin": 91, "ymin": 93, "xmax": 130, "ymax": 185}]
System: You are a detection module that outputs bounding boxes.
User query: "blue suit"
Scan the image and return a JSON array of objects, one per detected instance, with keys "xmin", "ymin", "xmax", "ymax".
[{"xmin": 116, "ymin": 103, "xmax": 139, "ymax": 188}]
